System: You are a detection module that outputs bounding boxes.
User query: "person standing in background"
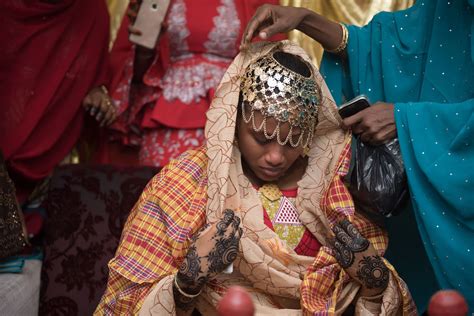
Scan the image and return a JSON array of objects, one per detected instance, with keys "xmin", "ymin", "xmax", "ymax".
[
  {"xmin": 104, "ymin": 0, "xmax": 284, "ymax": 167},
  {"xmin": 0, "ymin": 0, "xmax": 115, "ymax": 203},
  {"xmin": 279, "ymin": 0, "xmax": 414, "ymax": 64},
  {"xmin": 241, "ymin": 1, "xmax": 474, "ymax": 313}
]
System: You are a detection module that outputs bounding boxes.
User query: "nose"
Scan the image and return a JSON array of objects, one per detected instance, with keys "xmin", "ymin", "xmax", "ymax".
[{"xmin": 264, "ymin": 143, "xmax": 285, "ymax": 167}]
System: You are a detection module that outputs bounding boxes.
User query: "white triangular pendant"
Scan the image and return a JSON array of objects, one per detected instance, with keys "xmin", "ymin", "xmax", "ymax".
[{"xmin": 273, "ymin": 197, "xmax": 302, "ymax": 226}]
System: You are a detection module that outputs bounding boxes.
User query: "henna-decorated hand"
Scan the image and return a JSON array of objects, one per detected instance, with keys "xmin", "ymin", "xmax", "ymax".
[
  {"xmin": 330, "ymin": 219, "xmax": 389, "ymax": 297},
  {"xmin": 177, "ymin": 209, "xmax": 242, "ymax": 294}
]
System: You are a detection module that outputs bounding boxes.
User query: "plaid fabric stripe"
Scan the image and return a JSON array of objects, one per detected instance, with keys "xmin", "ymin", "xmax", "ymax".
[
  {"xmin": 300, "ymin": 139, "xmax": 414, "ymax": 315},
  {"xmin": 96, "ymin": 142, "xmax": 414, "ymax": 315},
  {"xmin": 142, "ymin": 200, "xmax": 190, "ymax": 243},
  {"xmin": 94, "ymin": 148, "xmax": 208, "ymax": 315}
]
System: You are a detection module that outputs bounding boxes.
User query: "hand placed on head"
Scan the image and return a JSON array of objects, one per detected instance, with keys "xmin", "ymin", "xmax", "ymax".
[
  {"xmin": 329, "ymin": 219, "xmax": 390, "ymax": 297},
  {"xmin": 240, "ymin": 5, "xmax": 306, "ymax": 49}
]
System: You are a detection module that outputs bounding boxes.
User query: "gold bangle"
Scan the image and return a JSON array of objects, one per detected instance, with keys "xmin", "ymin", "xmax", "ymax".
[
  {"xmin": 326, "ymin": 23, "xmax": 348, "ymax": 54},
  {"xmin": 173, "ymin": 274, "xmax": 202, "ymax": 298}
]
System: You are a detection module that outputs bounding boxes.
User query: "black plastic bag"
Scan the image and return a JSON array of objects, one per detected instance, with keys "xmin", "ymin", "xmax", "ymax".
[{"xmin": 349, "ymin": 138, "xmax": 409, "ymax": 217}]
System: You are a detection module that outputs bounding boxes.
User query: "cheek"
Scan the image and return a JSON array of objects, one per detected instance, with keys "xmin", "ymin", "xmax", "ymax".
[
  {"xmin": 284, "ymin": 148, "xmax": 303, "ymax": 165},
  {"xmin": 238, "ymin": 130, "xmax": 262, "ymax": 162}
]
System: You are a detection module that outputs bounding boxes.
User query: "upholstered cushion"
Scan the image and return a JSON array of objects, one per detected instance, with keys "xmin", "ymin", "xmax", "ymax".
[{"xmin": 40, "ymin": 164, "xmax": 158, "ymax": 316}]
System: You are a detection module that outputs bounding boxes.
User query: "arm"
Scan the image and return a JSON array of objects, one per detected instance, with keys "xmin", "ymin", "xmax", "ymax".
[
  {"xmin": 241, "ymin": 5, "xmax": 345, "ymax": 54},
  {"xmin": 173, "ymin": 210, "xmax": 242, "ymax": 315},
  {"xmin": 126, "ymin": 0, "xmax": 159, "ymax": 83},
  {"xmin": 330, "ymin": 219, "xmax": 390, "ymax": 298},
  {"xmin": 343, "ymin": 98, "xmax": 474, "ymax": 146},
  {"xmin": 132, "ymin": 46, "xmax": 156, "ymax": 83}
]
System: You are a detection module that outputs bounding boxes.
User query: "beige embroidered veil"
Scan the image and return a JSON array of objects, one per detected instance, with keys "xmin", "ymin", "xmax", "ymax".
[{"xmin": 139, "ymin": 40, "xmax": 415, "ymax": 316}]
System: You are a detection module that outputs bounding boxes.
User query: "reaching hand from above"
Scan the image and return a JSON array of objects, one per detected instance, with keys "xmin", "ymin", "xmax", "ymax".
[
  {"xmin": 241, "ymin": 5, "xmax": 306, "ymax": 48},
  {"xmin": 330, "ymin": 219, "xmax": 390, "ymax": 297}
]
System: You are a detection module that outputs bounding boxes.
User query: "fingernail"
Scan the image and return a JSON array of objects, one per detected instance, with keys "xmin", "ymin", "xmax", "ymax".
[{"xmin": 259, "ymin": 32, "xmax": 267, "ymax": 39}]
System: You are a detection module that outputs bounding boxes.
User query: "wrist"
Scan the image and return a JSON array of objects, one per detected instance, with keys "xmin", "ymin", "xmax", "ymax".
[
  {"xmin": 295, "ymin": 8, "xmax": 314, "ymax": 33},
  {"xmin": 359, "ymin": 285, "xmax": 385, "ymax": 298},
  {"xmin": 176, "ymin": 272, "xmax": 205, "ymax": 294}
]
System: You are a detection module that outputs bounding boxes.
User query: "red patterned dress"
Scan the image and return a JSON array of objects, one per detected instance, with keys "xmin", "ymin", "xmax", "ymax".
[{"xmin": 109, "ymin": 0, "xmax": 282, "ymax": 167}]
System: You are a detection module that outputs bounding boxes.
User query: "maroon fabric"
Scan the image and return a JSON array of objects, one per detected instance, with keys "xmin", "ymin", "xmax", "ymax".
[
  {"xmin": 40, "ymin": 164, "xmax": 158, "ymax": 316},
  {"xmin": 0, "ymin": 0, "xmax": 110, "ymax": 198}
]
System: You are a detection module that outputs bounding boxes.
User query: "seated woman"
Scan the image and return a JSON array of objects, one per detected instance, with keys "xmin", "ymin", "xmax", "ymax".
[{"xmin": 95, "ymin": 41, "xmax": 415, "ymax": 315}]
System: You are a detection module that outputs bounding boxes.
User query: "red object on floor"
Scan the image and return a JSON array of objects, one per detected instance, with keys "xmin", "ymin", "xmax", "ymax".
[
  {"xmin": 428, "ymin": 290, "xmax": 468, "ymax": 316},
  {"xmin": 217, "ymin": 286, "xmax": 255, "ymax": 316}
]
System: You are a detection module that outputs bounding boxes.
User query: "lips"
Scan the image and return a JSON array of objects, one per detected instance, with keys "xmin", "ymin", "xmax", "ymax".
[{"xmin": 259, "ymin": 167, "xmax": 283, "ymax": 178}]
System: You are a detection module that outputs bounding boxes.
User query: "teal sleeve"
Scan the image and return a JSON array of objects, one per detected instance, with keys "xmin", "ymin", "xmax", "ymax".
[{"xmin": 395, "ymin": 98, "xmax": 474, "ymax": 310}]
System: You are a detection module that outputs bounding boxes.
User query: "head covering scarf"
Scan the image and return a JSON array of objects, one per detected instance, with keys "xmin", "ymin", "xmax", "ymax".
[
  {"xmin": 321, "ymin": 1, "xmax": 474, "ymax": 311},
  {"xmin": 129, "ymin": 40, "xmax": 416, "ymax": 315}
]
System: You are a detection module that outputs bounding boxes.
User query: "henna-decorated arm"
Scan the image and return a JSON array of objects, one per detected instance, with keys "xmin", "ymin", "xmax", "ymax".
[
  {"xmin": 330, "ymin": 219, "xmax": 389, "ymax": 298},
  {"xmin": 173, "ymin": 210, "xmax": 242, "ymax": 315}
]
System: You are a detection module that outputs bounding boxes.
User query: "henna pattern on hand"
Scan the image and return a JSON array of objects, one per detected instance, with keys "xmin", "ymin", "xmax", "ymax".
[
  {"xmin": 216, "ymin": 209, "xmax": 235, "ymax": 237},
  {"xmin": 175, "ymin": 209, "xmax": 242, "ymax": 311},
  {"xmin": 177, "ymin": 245, "xmax": 207, "ymax": 290},
  {"xmin": 333, "ymin": 239, "xmax": 354, "ymax": 268},
  {"xmin": 356, "ymin": 255, "xmax": 389, "ymax": 290},
  {"xmin": 340, "ymin": 219, "xmax": 369, "ymax": 252},
  {"xmin": 207, "ymin": 228, "xmax": 241, "ymax": 274}
]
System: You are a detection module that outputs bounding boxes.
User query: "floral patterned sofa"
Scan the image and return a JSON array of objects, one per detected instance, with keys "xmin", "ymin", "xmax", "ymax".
[{"xmin": 39, "ymin": 164, "xmax": 158, "ymax": 316}]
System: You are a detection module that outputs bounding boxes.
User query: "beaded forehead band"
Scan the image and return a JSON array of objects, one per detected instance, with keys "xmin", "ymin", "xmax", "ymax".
[{"xmin": 240, "ymin": 50, "xmax": 321, "ymax": 148}]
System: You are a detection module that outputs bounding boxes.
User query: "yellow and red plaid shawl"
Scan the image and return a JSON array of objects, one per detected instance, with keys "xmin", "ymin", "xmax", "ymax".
[{"xmin": 96, "ymin": 41, "xmax": 416, "ymax": 316}]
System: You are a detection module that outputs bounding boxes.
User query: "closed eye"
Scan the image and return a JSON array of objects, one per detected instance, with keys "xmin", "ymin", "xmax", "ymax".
[{"xmin": 253, "ymin": 133, "xmax": 270, "ymax": 145}]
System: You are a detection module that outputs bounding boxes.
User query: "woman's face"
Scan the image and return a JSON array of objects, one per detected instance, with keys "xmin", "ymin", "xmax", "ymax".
[{"xmin": 237, "ymin": 108, "xmax": 304, "ymax": 182}]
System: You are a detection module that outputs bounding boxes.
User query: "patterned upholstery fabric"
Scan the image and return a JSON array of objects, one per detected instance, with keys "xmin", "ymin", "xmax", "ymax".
[{"xmin": 39, "ymin": 164, "xmax": 158, "ymax": 316}]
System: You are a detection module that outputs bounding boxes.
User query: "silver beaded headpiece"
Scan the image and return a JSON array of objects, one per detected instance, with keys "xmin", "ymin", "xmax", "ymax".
[{"xmin": 240, "ymin": 51, "xmax": 321, "ymax": 148}]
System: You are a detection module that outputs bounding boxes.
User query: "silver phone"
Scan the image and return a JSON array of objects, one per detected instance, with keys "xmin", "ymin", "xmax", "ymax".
[{"xmin": 129, "ymin": 0, "xmax": 169, "ymax": 49}]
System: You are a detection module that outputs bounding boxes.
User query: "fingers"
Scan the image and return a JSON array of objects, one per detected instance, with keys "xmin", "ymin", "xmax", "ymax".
[
  {"xmin": 100, "ymin": 97, "xmax": 116, "ymax": 127},
  {"xmin": 215, "ymin": 209, "xmax": 237, "ymax": 237},
  {"xmin": 101, "ymin": 105, "xmax": 114, "ymax": 127},
  {"xmin": 95, "ymin": 97, "xmax": 108, "ymax": 122},
  {"xmin": 206, "ymin": 210, "xmax": 242, "ymax": 275},
  {"xmin": 340, "ymin": 219, "xmax": 359, "ymax": 238},
  {"xmin": 258, "ymin": 20, "xmax": 287, "ymax": 41},
  {"xmin": 128, "ymin": 25, "xmax": 142, "ymax": 36},
  {"xmin": 241, "ymin": 5, "xmax": 272, "ymax": 48},
  {"xmin": 342, "ymin": 110, "xmax": 364, "ymax": 129},
  {"xmin": 82, "ymin": 94, "xmax": 92, "ymax": 110},
  {"xmin": 333, "ymin": 223, "xmax": 353, "ymax": 246},
  {"xmin": 334, "ymin": 219, "xmax": 370, "ymax": 253},
  {"xmin": 84, "ymin": 88, "xmax": 116, "ymax": 127},
  {"xmin": 89, "ymin": 103, "xmax": 99, "ymax": 116},
  {"xmin": 329, "ymin": 237, "xmax": 354, "ymax": 269},
  {"xmin": 127, "ymin": 5, "xmax": 139, "ymax": 25}
]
